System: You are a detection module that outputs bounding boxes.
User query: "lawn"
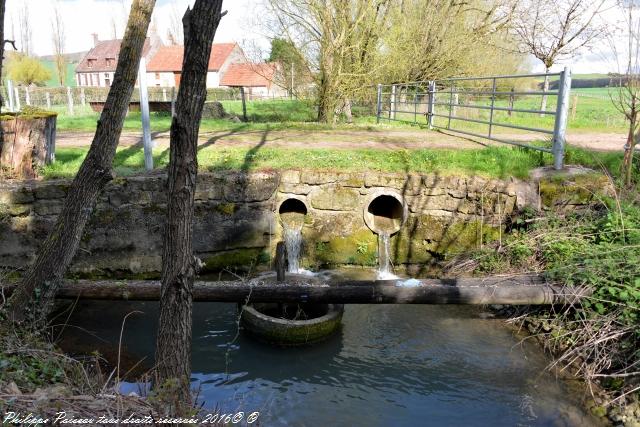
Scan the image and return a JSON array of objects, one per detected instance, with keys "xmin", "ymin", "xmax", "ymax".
[{"xmin": 42, "ymin": 143, "xmax": 624, "ymax": 181}]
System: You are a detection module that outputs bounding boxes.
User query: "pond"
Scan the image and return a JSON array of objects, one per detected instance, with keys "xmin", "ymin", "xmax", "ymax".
[{"xmin": 56, "ymin": 270, "xmax": 600, "ymax": 427}]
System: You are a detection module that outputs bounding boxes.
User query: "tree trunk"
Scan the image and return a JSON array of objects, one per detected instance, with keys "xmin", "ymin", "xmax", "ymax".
[
  {"xmin": 540, "ymin": 68, "xmax": 550, "ymax": 116},
  {"xmin": 0, "ymin": 113, "xmax": 56, "ymax": 178},
  {"xmin": 5, "ymin": 0, "xmax": 155, "ymax": 323},
  {"xmin": 154, "ymin": 0, "xmax": 224, "ymax": 411},
  {"xmin": 623, "ymin": 115, "xmax": 637, "ymax": 187}
]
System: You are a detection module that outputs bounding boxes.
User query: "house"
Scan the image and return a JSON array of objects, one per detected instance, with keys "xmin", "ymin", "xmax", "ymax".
[
  {"xmin": 75, "ymin": 34, "xmax": 161, "ymax": 87},
  {"xmin": 220, "ymin": 62, "xmax": 288, "ymax": 98},
  {"xmin": 146, "ymin": 43, "xmax": 246, "ymax": 88}
]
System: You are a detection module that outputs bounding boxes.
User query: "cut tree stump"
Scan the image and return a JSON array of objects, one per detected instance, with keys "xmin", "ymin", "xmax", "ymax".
[{"xmin": 0, "ymin": 111, "xmax": 57, "ymax": 179}]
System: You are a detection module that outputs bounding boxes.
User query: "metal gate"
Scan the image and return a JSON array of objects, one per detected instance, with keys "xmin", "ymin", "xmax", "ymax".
[{"xmin": 376, "ymin": 68, "xmax": 572, "ymax": 170}]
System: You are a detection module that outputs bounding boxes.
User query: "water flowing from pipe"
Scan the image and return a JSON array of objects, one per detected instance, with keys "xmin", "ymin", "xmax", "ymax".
[
  {"xmin": 283, "ymin": 226, "xmax": 303, "ymax": 274},
  {"xmin": 377, "ymin": 232, "xmax": 398, "ymax": 280}
]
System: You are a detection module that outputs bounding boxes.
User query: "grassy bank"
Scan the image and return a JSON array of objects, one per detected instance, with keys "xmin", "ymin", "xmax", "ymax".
[{"xmin": 41, "ymin": 145, "xmax": 626, "ymax": 181}]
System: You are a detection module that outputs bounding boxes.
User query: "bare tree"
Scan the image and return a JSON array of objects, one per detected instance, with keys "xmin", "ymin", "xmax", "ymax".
[
  {"xmin": 609, "ymin": 0, "xmax": 640, "ymax": 187},
  {"xmin": 155, "ymin": 0, "xmax": 225, "ymax": 410},
  {"xmin": 17, "ymin": 2, "xmax": 31, "ymax": 56},
  {"xmin": 5, "ymin": 0, "xmax": 156, "ymax": 323},
  {"xmin": 512, "ymin": 0, "xmax": 606, "ymax": 112},
  {"xmin": 51, "ymin": 1, "xmax": 66, "ymax": 86}
]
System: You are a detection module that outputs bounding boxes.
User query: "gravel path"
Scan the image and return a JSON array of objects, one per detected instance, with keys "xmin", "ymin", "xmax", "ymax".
[{"xmin": 56, "ymin": 128, "xmax": 626, "ymax": 152}]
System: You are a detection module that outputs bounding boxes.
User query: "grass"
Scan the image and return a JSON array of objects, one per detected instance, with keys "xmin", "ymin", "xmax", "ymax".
[{"xmin": 42, "ymin": 143, "xmax": 625, "ymax": 181}]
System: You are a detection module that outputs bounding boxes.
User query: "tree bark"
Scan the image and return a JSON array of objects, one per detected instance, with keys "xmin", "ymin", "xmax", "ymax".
[
  {"xmin": 154, "ymin": 0, "xmax": 224, "ymax": 410},
  {"xmin": 0, "ymin": 114, "xmax": 56, "ymax": 178},
  {"xmin": 5, "ymin": 0, "xmax": 155, "ymax": 323},
  {"xmin": 540, "ymin": 68, "xmax": 550, "ymax": 116}
]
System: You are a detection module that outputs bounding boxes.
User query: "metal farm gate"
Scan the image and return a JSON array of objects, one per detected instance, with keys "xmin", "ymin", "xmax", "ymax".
[{"xmin": 375, "ymin": 68, "xmax": 572, "ymax": 169}]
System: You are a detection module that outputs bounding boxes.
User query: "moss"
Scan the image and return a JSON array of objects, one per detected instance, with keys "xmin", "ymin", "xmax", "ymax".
[
  {"xmin": 308, "ymin": 229, "xmax": 377, "ymax": 266},
  {"xmin": 0, "ymin": 107, "xmax": 58, "ymax": 121},
  {"xmin": 539, "ymin": 173, "xmax": 610, "ymax": 208},
  {"xmin": 215, "ymin": 202, "xmax": 236, "ymax": 216},
  {"xmin": 200, "ymin": 248, "xmax": 267, "ymax": 272}
]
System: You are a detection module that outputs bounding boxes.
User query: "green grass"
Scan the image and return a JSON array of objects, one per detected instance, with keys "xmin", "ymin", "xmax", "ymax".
[
  {"xmin": 42, "ymin": 144, "xmax": 625, "ymax": 181},
  {"xmin": 50, "ymin": 92, "xmax": 627, "ymax": 134}
]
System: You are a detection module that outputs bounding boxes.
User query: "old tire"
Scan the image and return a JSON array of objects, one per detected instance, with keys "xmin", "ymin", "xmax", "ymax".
[{"xmin": 240, "ymin": 302, "xmax": 344, "ymax": 346}]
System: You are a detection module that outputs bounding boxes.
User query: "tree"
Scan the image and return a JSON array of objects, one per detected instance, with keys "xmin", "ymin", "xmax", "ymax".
[
  {"xmin": 155, "ymin": 0, "xmax": 225, "ymax": 410},
  {"xmin": 5, "ymin": 0, "xmax": 156, "ymax": 323},
  {"xmin": 51, "ymin": 0, "xmax": 67, "ymax": 86},
  {"xmin": 512, "ymin": 0, "xmax": 606, "ymax": 113},
  {"xmin": 264, "ymin": 0, "xmax": 391, "ymax": 123},
  {"xmin": 6, "ymin": 54, "xmax": 51, "ymax": 86},
  {"xmin": 609, "ymin": 1, "xmax": 640, "ymax": 187},
  {"xmin": 268, "ymin": 38, "xmax": 309, "ymax": 96},
  {"xmin": 17, "ymin": 2, "xmax": 31, "ymax": 56}
]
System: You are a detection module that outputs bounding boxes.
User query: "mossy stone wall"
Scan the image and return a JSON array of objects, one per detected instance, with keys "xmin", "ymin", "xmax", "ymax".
[{"xmin": 0, "ymin": 168, "xmax": 610, "ymax": 278}]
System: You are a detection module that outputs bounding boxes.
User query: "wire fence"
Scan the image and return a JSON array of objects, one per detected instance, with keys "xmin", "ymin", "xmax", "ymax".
[{"xmin": 376, "ymin": 68, "xmax": 572, "ymax": 169}]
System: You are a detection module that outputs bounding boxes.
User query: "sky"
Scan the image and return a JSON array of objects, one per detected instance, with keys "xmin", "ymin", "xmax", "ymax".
[{"xmin": 3, "ymin": 0, "xmax": 628, "ymax": 75}]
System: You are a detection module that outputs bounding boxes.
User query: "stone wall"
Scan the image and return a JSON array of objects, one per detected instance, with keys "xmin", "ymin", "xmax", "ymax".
[{"xmin": 0, "ymin": 169, "xmax": 609, "ymax": 277}]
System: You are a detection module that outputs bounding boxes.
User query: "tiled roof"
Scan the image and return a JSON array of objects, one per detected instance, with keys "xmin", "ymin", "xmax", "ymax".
[
  {"xmin": 220, "ymin": 63, "xmax": 277, "ymax": 87},
  {"xmin": 76, "ymin": 39, "xmax": 151, "ymax": 72},
  {"xmin": 147, "ymin": 43, "xmax": 238, "ymax": 72}
]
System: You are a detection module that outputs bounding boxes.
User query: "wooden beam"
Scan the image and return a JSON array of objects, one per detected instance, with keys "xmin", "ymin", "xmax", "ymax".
[{"xmin": 1, "ymin": 276, "xmax": 589, "ymax": 305}]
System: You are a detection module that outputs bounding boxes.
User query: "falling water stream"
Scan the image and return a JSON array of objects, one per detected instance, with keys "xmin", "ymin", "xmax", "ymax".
[
  {"xmin": 283, "ymin": 226, "xmax": 303, "ymax": 274},
  {"xmin": 377, "ymin": 232, "xmax": 398, "ymax": 280}
]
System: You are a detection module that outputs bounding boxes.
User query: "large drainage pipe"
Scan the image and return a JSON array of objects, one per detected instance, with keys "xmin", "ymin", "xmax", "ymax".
[{"xmin": 1, "ymin": 276, "xmax": 589, "ymax": 305}]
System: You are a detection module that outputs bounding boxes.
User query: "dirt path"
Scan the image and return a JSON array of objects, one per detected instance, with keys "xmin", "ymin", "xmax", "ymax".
[{"xmin": 56, "ymin": 128, "xmax": 626, "ymax": 152}]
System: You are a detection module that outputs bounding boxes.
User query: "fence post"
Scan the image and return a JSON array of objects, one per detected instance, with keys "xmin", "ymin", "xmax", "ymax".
[
  {"xmin": 162, "ymin": 88, "xmax": 167, "ymax": 102},
  {"xmin": 390, "ymin": 84, "xmax": 396, "ymax": 120},
  {"xmin": 488, "ymin": 77, "xmax": 497, "ymax": 139},
  {"xmin": 14, "ymin": 87, "xmax": 21, "ymax": 111},
  {"xmin": 80, "ymin": 88, "xmax": 86, "ymax": 106},
  {"xmin": 427, "ymin": 81, "xmax": 435, "ymax": 129},
  {"xmin": 25, "ymin": 87, "xmax": 30, "ymax": 106},
  {"xmin": 571, "ymin": 95, "xmax": 578, "ymax": 121},
  {"xmin": 376, "ymin": 84, "xmax": 382, "ymax": 124},
  {"xmin": 413, "ymin": 84, "xmax": 418, "ymax": 124},
  {"xmin": 66, "ymin": 86, "xmax": 74, "ymax": 115},
  {"xmin": 508, "ymin": 88, "xmax": 514, "ymax": 116},
  {"xmin": 240, "ymin": 86, "xmax": 247, "ymax": 122},
  {"xmin": 552, "ymin": 67, "xmax": 572, "ymax": 170},
  {"xmin": 6, "ymin": 79, "xmax": 15, "ymax": 111},
  {"xmin": 46, "ymin": 92, "xmax": 51, "ymax": 109},
  {"xmin": 138, "ymin": 58, "xmax": 154, "ymax": 171}
]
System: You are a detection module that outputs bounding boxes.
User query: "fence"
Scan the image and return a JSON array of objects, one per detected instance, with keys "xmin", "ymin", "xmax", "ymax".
[{"xmin": 376, "ymin": 68, "xmax": 572, "ymax": 170}]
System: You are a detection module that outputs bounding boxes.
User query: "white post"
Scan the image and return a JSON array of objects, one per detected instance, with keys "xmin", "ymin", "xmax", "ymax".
[
  {"xmin": 390, "ymin": 84, "xmax": 396, "ymax": 120},
  {"xmin": 80, "ymin": 88, "xmax": 86, "ymax": 106},
  {"xmin": 170, "ymin": 86, "xmax": 176, "ymax": 117},
  {"xmin": 138, "ymin": 58, "xmax": 153, "ymax": 171},
  {"xmin": 24, "ymin": 87, "xmax": 30, "ymax": 106},
  {"xmin": 162, "ymin": 88, "xmax": 167, "ymax": 102},
  {"xmin": 46, "ymin": 92, "xmax": 51, "ymax": 109},
  {"xmin": 66, "ymin": 86, "xmax": 74, "ymax": 115},
  {"xmin": 6, "ymin": 79, "xmax": 15, "ymax": 112},
  {"xmin": 14, "ymin": 87, "xmax": 21, "ymax": 111}
]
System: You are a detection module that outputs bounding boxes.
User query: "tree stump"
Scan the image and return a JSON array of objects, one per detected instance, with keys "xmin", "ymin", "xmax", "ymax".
[{"xmin": 0, "ymin": 111, "xmax": 57, "ymax": 179}]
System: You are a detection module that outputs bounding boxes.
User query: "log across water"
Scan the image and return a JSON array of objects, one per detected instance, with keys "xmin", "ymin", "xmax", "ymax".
[{"xmin": 1, "ymin": 275, "xmax": 589, "ymax": 305}]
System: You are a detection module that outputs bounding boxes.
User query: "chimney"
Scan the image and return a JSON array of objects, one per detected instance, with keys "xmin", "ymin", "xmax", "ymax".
[{"xmin": 92, "ymin": 33, "xmax": 99, "ymax": 47}]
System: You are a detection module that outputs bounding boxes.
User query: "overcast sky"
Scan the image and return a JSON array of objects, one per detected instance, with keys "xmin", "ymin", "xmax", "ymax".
[{"xmin": 3, "ymin": 0, "xmax": 627, "ymax": 74}]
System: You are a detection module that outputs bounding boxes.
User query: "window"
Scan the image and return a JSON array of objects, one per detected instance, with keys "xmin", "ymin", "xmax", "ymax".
[
  {"xmin": 82, "ymin": 74, "xmax": 87, "ymax": 86},
  {"xmin": 94, "ymin": 73, "xmax": 100, "ymax": 86},
  {"xmin": 105, "ymin": 73, "xmax": 111, "ymax": 87},
  {"xmin": 87, "ymin": 59, "xmax": 96, "ymax": 68},
  {"xmin": 89, "ymin": 74, "xmax": 93, "ymax": 86},
  {"xmin": 106, "ymin": 58, "xmax": 115, "ymax": 67}
]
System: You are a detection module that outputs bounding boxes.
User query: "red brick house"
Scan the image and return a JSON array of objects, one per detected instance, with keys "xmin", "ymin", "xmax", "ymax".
[{"xmin": 220, "ymin": 62, "xmax": 287, "ymax": 97}]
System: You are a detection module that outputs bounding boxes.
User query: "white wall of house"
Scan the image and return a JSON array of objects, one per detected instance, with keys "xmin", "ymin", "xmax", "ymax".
[
  {"xmin": 76, "ymin": 72, "xmax": 115, "ymax": 87},
  {"xmin": 147, "ymin": 71, "xmax": 175, "ymax": 87},
  {"xmin": 206, "ymin": 71, "xmax": 220, "ymax": 88}
]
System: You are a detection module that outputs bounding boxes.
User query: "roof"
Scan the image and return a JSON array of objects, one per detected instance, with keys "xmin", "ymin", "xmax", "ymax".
[
  {"xmin": 76, "ymin": 39, "xmax": 151, "ymax": 73},
  {"xmin": 220, "ymin": 63, "xmax": 277, "ymax": 87},
  {"xmin": 146, "ymin": 43, "xmax": 238, "ymax": 72}
]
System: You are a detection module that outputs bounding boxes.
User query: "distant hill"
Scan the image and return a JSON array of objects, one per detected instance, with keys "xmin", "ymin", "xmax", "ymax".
[
  {"xmin": 38, "ymin": 51, "xmax": 87, "ymax": 64},
  {"xmin": 41, "ymin": 60, "xmax": 77, "ymax": 87}
]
